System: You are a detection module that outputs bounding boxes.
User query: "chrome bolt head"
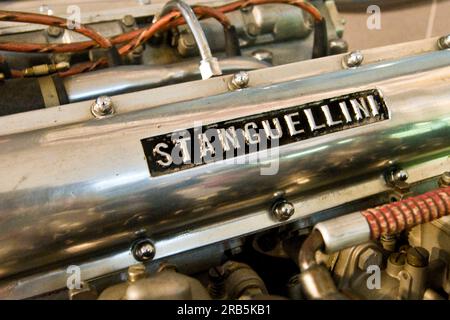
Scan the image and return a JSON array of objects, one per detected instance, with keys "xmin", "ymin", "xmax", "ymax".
[
  {"xmin": 91, "ymin": 96, "xmax": 114, "ymax": 118},
  {"xmin": 132, "ymin": 239, "xmax": 155, "ymax": 262},
  {"xmin": 394, "ymin": 169, "xmax": 409, "ymax": 182},
  {"xmin": 438, "ymin": 35, "xmax": 450, "ymax": 50},
  {"xmin": 272, "ymin": 200, "xmax": 295, "ymax": 222},
  {"xmin": 343, "ymin": 50, "xmax": 364, "ymax": 68},
  {"xmin": 228, "ymin": 71, "xmax": 249, "ymax": 91}
]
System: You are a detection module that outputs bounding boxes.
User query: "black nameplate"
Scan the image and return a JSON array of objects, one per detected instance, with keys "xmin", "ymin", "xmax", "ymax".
[{"xmin": 141, "ymin": 89, "xmax": 389, "ymax": 176}]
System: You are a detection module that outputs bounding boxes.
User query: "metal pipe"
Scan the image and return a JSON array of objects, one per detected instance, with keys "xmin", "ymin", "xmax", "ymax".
[
  {"xmin": 314, "ymin": 212, "xmax": 371, "ymax": 253},
  {"xmin": 298, "ymin": 230, "xmax": 324, "ymax": 272},
  {"xmin": 297, "ymin": 230, "xmax": 344, "ymax": 299},
  {"xmin": 63, "ymin": 57, "xmax": 268, "ymax": 102},
  {"xmin": 314, "ymin": 187, "xmax": 450, "ymax": 253},
  {"xmin": 300, "ymin": 187, "xmax": 449, "ymax": 299},
  {"xmin": 0, "ymin": 50, "xmax": 449, "ymax": 279},
  {"xmin": 161, "ymin": 0, "xmax": 221, "ymax": 79}
]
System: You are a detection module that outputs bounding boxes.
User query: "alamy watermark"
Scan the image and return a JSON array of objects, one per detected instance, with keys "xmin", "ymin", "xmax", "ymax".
[
  {"xmin": 366, "ymin": 265, "xmax": 381, "ymax": 290},
  {"xmin": 66, "ymin": 265, "xmax": 82, "ymax": 290}
]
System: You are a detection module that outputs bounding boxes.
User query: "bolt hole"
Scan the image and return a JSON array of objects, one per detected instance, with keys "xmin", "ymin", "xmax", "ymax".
[{"xmin": 390, "ymin": 196, "xmax": 398, "ymax": 203}]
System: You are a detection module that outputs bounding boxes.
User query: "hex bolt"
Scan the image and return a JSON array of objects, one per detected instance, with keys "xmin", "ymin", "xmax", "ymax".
[
  {"xmin": 439, "ymin": 171, "xmax": 450, "ymax": 187},
  {"xmin": 342, "ymin": 50, "xmax": 364, "ymax": 69},
  {"xmin": 385, "ymin": 167, "xmax": 409, "ymax": 186},
  {"xmin": 122, "ymin": 15, "xmax": 136, "ymax": 27},
  {"xmin": 127, "ymin": 263, "xmax": 147, "ymax": 283},
  {"xmin": 406, "ymin": 247, "xmax": 429, "ymax": 268},
  {"xmin": 47, "ymin": 26, "xmax": 63, "ymax": 38},
  {"xmin": 228, "ymin": 71, "xmax": 249, "ymax": 91},
  {"xmin": 437, "ymin": 35, "xmax": 450, "ymax": 50},
  {"xmin": 132, "ymin": 238, "xmax": 156, "ymax": 262},
  {"xmin": 91, "ymin": 96, "xmax": 115, "ymax": 118},
  {"xmin": 272, "ymin": 200, "xmax": 295, "ymax": 222}
]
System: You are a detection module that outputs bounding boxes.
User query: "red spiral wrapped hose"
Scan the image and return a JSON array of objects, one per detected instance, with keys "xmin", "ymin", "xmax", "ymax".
[{"xmin": 361, "ymin": 186, "xmax": 450, "ymax": 239}]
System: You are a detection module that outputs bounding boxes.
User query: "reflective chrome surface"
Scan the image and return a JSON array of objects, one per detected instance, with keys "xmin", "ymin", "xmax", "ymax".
[
  {"xmin": 1, "ymin": 156, "xmax": 447, "ymax": 299},
  {"xmin": 0, "ymin": 36, "xmax": 442, "ymax": 137},
  {"xmin": 64, "ymin": 57, "xmax": 269, "ymax": 102},
  {"xmin": 0, "ymin": 49, "xmax": 449, "ymax": 280},
  {"xmin": 315, "ymin": 212, "xmax": 371, "ymax": 253}
]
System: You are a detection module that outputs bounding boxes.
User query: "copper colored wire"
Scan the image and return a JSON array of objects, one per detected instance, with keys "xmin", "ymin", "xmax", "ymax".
[
  {"xmin": 216, "ymin": 0, "xmax": 322, "ymax": 22},
  {"xmin": 0, "ymin": 10, "xmax": 112, "ymax": 48},
  {"xmin": 1, "ymin": 1, "xmax": 321, "ymax": 76},
  {"xmin": 59, "ymin": 7, "xmax": 231, "ymax": 77},
  {"xmin": 58, "ymin": 58, "xmax": 108, "ymax": 77},
  {"xmin": 0, "ymin": 29, "xmax": 144, "ymax": 54},
  {"xmin": 119, "ymin": 6, "xmax": 232, "ymax": 54},
  {"xmin": 122, "ymin": 0, "xmax": 322, "ymax": 54},
  {"xmin": 0, "ymin": 7, "xmax": 229, "ymax": 54},
  {"xmin": 0, "ymin": 0, "xmax": 319, "ymax": 55}
]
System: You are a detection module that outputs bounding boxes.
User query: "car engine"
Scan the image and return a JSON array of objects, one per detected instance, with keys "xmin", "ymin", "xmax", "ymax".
[{"xmin": 0, "ymin": 0, "xmax": 449, "ymax": 301}]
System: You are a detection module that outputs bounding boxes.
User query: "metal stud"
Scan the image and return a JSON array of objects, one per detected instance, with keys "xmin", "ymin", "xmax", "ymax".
[
  {"xmin": 437, "ymin": 35, "xmax": 450, "ymax": 50},
  {"xmin": 342, "ymin": 50, "xmax": 364, "ymax": 69},
  {"xmin": 228, "ymin": 71, "xmax": 249, "ymax": 91},
  {"xmin": 132, "ymin": 238, "xmax": 156, "ymax": 262},
  {"xmin": 272, "ymin": 200, "xmax": 295, "ymax": 222},
  {"xmin": 91, "ymin": 96, "xmax": 115, "ymax": 118}
]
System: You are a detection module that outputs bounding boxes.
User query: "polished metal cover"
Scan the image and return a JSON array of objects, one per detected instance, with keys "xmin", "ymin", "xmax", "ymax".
[
  {"xmin": 142, "ymin": 89, "xmax": 389, "ymax": 176},
  {"xmin": 0, "ymin": 48, "xmax": 449, "ymax": 282}
]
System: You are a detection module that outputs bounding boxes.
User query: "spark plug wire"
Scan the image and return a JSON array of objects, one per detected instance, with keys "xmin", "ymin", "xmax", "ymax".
[
  {"xmin": 0, "ymin": 0, "xmax": 323, "ymax": 77},
  {"xmin": 0, "ymin": 10, "xmax": 112, "ymax": 49}
]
